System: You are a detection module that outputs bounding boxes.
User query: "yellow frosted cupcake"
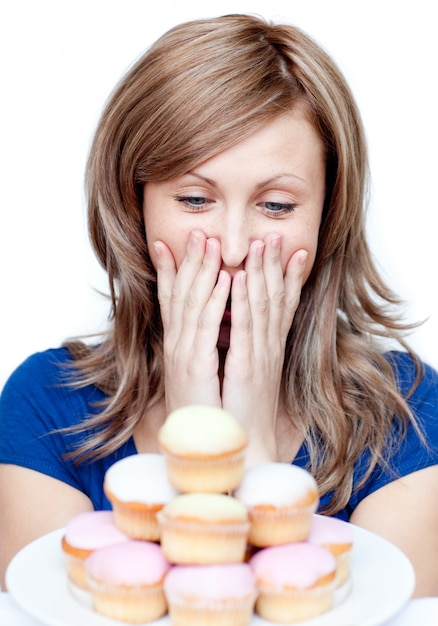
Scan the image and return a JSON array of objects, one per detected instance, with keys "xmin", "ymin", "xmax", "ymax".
[
  {"xmin": 234, "ymin": 463, "xmax": 319, "ymax": 547},
  {"xmin": 85, "ymin": 540, "xmax": 171, "ymax": 623},
  {"xmin": 157, "ymin": 493, "xmax": 250, "ymax": 564},
  {"xmin": 104, "ymin": 453, "xmax": 179, "ymax": 540},
  {"xmin": 158, "ymin": 405, "xmax": 248, "ymax": 493}
]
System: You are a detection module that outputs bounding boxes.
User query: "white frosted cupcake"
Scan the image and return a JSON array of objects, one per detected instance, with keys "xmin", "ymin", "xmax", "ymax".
[
  {"xmin": 157, "ymin": 493, "xmax": 250, "ymax": 564},
  {"xmin": 164, "ymin": 563, "xmax": 257, "ymax": 626},
  {"xmin": 104, "ymin": 453, "xmax": 179, "ymax": 540},
  {"xmin": 158, "ymin": 405, "xmax": 248, "ymax": 493},
  {"xmin": 250, "ymin": 542, "xmax": 337, "ymax": 623},
  {"xmin": 85, "ymin": 540, "xmax": 171, "ymax": 623},
  {"xmin": 234, "ymin": 463, "xmax": 319, "ymax": 547}
]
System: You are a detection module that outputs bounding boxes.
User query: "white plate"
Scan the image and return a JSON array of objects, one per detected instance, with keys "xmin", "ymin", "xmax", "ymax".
[{"xmin": 6, "ymin": 524, "xmax": 414, "ymax": 626}]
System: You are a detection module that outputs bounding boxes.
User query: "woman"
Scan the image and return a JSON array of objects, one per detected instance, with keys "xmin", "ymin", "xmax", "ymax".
[{"xmin": 1, "ymin": 14, "xmax": 437, "ymax": 594}]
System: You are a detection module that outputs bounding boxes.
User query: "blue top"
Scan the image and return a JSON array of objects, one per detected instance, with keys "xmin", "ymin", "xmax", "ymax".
[{"xmin": 1, "ymin": 347, "xmax": 437, "ymax": 519}]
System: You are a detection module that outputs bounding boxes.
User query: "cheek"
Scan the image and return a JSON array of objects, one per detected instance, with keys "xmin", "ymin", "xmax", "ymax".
[
  {"xmin": 148, "ymin": 231, "xmax": 189, "ymax": 270},
  {"xmin": 143, "ymin": 191, "xmax": 191, "ymax": 271},
  {"xmin": 302, "ymin": 245, "xmax": 318, "ymax": 283},
  {"xmin": 145, "ymin": 215, "xmax": 191, "ymax": 271},
  {"xmin": 280, "ymin": 226, "xmax": 320, "ymax": 281}
]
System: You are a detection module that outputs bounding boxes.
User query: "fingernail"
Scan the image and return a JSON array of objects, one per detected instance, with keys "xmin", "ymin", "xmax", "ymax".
[
  {"xmin": 206, "ymin": 239, "xmax": 216, "ymax": 255},
  {"xmin": 271, "ymin": 235, "xmax": 281, "ymax": 250},
  {"xmin": 238, "ymin": 270, "xmax": 247, "ymax": 286},
  {"xmin": 218, "ymin": 269, "xmax": 227, "ymax": 284},
  {"xmin": 190, "ymin": 231, "xmax": 200, "ymax": 246},
  {"xmin": 297, "ymin": 250, "xmax": 308, "ymax": 265},
  {"xmin": 153, "ymin": 242, "xmax": 162, "ymax": 256},
  {"xmin": 256, "ymin": 242, "xmax": 265, "ymax": 257}
]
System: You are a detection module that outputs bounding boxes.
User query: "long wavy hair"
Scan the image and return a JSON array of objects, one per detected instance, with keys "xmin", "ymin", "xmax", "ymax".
[{"xmin": 65, "ymin": 14, "xmax": 422, "ymax": 514}]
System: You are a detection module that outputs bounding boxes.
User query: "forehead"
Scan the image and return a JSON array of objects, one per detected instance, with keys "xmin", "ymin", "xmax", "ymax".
[{"xmin": 191, "ymin": 111, "xmax": 325, "ymax": 181}]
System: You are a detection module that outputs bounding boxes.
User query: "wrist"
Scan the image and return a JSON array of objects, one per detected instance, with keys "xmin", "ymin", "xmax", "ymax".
[{"xmin": 244, "ymin": 432, "xmax": 279, "ymax": 468}]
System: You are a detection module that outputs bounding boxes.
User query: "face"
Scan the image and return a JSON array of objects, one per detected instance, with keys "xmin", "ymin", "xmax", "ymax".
[{"xmin": 143, "ymin": 108, "xmax": 326, "ymax": 293}]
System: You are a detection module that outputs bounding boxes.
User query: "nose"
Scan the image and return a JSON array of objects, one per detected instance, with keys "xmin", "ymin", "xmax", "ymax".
[{"xmin": 217, "ymin": 211, "xmax": 253, "ymax": 275}]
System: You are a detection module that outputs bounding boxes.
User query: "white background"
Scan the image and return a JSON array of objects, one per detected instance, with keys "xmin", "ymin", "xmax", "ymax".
[{"xmin": 1, "ymin": 0, "xmax": 437, "ymax": 391}]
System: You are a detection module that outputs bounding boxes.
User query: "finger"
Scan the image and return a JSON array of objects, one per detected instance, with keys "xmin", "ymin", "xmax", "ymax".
[
  {"xmin": 153, "ymin": 240, "xmax": 177, "ymax": 332},
  {"xmin": 171, "ymin": 236, "xmax": 225, "ymax": 359},
  {"xmin": 262, "ymin": 233, "xmax": 286, "ymax": 329},
  {"xmin": 281, "ymin": 249, "xmax": 308, "ymax": 339},
  {"xmin": 156, "ymin": 230, "xmax": 207, "ymax": 344},
  {"xmin": 181, "ymin": 237, "xmax": 222, "ymax": 330},
  {"xmin": 228, "ymin": 270, "xmax": 252, "ymax": 361},
  {"xmin": 192, "ymin": 268, "xmax": 231, "ymax": 353},
  {"xmin": 166, "ymin": 230, "xmax": 207, "ymax": 339},
  {"xmin": 170, "ymin": 229, "xmax": 206, "ymax": 303},
  {"xmin": 244, "ymin": 240, "xmax": 269, "ymax": 336}
]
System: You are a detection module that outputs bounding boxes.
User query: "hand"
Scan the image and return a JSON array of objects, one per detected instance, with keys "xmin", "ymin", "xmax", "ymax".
[
  {"xmin": 154, "ymin": 230, "xmax": 230, "ymax": 413},
  {"xmin": 154, "ymin": 229, "xmax": 307, "ymax": 465},
  {"xmin": 221, "ymin": 233, "xmax": 308, "ymax": 464}
]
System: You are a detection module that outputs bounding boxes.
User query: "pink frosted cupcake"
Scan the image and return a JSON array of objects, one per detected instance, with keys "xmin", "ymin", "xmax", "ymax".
[
  {"xmin": 104, "ymin": 453, "xmax": 179, "ymax": 540},
  {"xmin": 308, "ymin": 515, "xmax": 354, "ymax": 588},
  {"xmin": 164, "ymin": 563, "xmax": 257, "ymax": 626},
  {"xmin": 85, "ymin": 540, "xmax": 171, "ymax": 623},
  {"xmin": 234, "ymin": 463, "xmax": 319, "ymax": 547},
  {"xmin": 61, "ymin": 511, "xmax": 129, "ymax": 592},
  {"xmin": 250, "ymin": 542, "xmax": 337, "ymax": 623}
]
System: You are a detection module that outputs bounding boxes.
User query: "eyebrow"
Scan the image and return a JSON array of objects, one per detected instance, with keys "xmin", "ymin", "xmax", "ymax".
[{"xmin": 183, "ymin": 171, "xmax": 308, "ymax": 189}]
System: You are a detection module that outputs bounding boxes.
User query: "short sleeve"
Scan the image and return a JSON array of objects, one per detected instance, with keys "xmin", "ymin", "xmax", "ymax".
[
  {"xmin": 348, "ymin": 351, "xmax": 438, "ymax": 511},
  {"xmin": 0, "ymin": 349, "xmax": 107, "ymax": 494}
]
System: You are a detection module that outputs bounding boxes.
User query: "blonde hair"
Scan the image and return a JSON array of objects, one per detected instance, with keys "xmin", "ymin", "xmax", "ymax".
[{"xmin": 65, "ymin": 14, "xmax": 421, "ymax": 513}]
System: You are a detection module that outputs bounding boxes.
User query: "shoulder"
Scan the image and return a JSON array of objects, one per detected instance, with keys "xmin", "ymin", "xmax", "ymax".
[
  {"xmin": 0, "ymin": 346, "xmax": 107, "ymax": 431},
  {"xmin": 344, "ymin": 350, "xmax": 438, "ymax": 513},
  {"xmin": 385, "ymin": 349, "xmax": 438, "ymax": 388},
  {"xmin": 326, "ymin": 351, "xmax": 438, "ymax": 520},
  {"xmin": 2, "ymin": 347, "xmax": 73, "ymax": 385},
  {"xmin": 1, "ymin": 347, "xmax": 72, "ymax": 411},
  {"xmin": 385, "ymin": 350, "xmax": 438, "ymax": 424},
  {"xmin": 0, "ymin": 347, "xmax": 116, "ymax": 507}
]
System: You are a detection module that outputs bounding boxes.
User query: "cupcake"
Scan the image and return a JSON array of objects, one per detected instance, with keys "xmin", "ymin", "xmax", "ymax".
[
  {"xmin": 158, "ymin": 405, "xmax": 248, "ymax": 493},
  {"xmin": 308, "ymin": 514, "xmax": 354, "ymax": 588},
  {"xmin": 61, "ymin": 511, "xmax": 129, "ymax": 592},
  {"xmin": 157, "ymin": 493, "xmax": 250, "ymax": 564},
  {"xmin": 250, "ymin": 542, "xmax": 337, "ymax": 623},
  {"xmin": 85, "ymin": 540, "xmax": 171, "ymax": 623},
  {"xmin": 104, "ymin": 453, "xmax": 179, "ymax": 540},
  {"xmin": 164, "ymin": 563, "xmax": 257, "ymax": 626},
  {"xmin": 234, "ymin": 463, "xmax": 319, "ymax": 547}
]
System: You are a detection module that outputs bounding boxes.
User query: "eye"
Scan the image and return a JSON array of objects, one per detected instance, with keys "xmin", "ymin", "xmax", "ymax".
[
  {"xmin": 175, "ymin": 196, "xmax": 212, "ymax": 210},
  {"xmin": 258, "ymin": 201, "xmax": 297, "ymax": 216}
]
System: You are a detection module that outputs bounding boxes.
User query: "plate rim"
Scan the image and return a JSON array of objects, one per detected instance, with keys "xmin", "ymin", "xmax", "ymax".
[{"xmin": 6, "ymin": 520, "xmax": 415, "ymax": 626}]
